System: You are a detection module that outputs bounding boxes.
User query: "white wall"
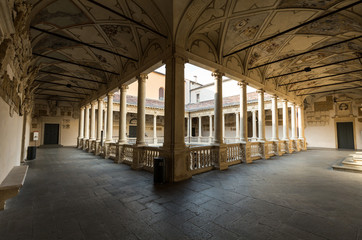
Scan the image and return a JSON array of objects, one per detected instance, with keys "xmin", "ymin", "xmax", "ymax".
[
  {"xmin": 31, "ymin": 116, "xmax": 79, "ymax": 147},
  {"xmin": 0, "ymin": 97, "xmax": 23, "ymax": 182}
]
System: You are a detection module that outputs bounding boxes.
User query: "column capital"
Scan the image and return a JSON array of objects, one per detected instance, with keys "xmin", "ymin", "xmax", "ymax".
[
  {"xmin": 237, "ymin": 81, "xmax": 247, "ymax": 87},
  {"xmin": 119, "ymin": 85, "xmax": 129, "ymax": 91},
  {"xmin": 107, "ymin": 92, "xmax": 115, "ymax": 97},
  {"xmin": 91, "ymin": 101, "xmax": 97, "ymax": 106},
  {"xmin": 271, "ymin": 94, "xmax": 278, "ymax": 99},
  {"xmin": 212, "ymin": 71, "xmax": 224, "ymax": 79},
  {"xmin": 80, "ymin": 106, "xmax": 85, "ymax": 110},
  {"xmin": 162, "ymin": 53, "xmax": 188, "ymax": 65},
  {"xmin": 85, "ymin": 104, "xmax": 91, "ymax": 109},
  {"xmin": 97, "ymin": 98, "xmax": 104, "ymax": 102},
  {"xmin": 256, "ymin": 89, "xmax": 264, "ymax": 94},
  {"xmin": 136, "ymin": 73, "xmax": 148, "ymax": 82},
  {"xmin": 281, "ymin": 99, "xmax": 288, "ymax": 103}
]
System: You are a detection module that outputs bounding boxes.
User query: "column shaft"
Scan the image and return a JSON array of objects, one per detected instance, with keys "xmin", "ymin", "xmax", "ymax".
[
  {"xmin": 84, "ymin": 105, "xmax": 90, "ymax": 139},
  {"xmin": 239, "ymin": 82, "xmax": 248, "ymax": 142},
  {"xmin": 162, "ymin": 54, "xmax": 189, "ymax": 182},
  {"xmin": 106, "ymin": 93, "xmax": 114, "ymax": 142},
  {"xmin": 153, "ymin": 115, "xmax": 157, "ymax": 144},
  {"xmin": 79, "ymin": 107, "xmax": 84, "ymax": 138},
  {"xmin": 209, "ymin": 115, "xmax": 212, "ymax": 137},
  {"xmin": 198, "ymin": 116, "xmax": 202, "ymax": 141},
  {"xmin": 252, "ymin": 110, "xmax": 257, "ymax": 140},
  {"xmin": 90, "ymin": 102, "xmax": 96, "ymax": 140},
  {"xmin": 119, "ymin": 86, "xmax": 128, "ymax": 144},
  {"xmin": 235, "ymin": 113, "xmax": 239, "ymax": 138},
  {"xmin": 271, "ymin": 95, "xmax": 279, "ymax": 141},
  {"xmin": 136, "ymin": 74, "xmax": 147, "ymax": 145},
  {"xmin": 298, "ymin": 105, "xmax": 305, "ymax": 139},
  {"xmin": 213, "ymin": 71, "xmax": 224, "ymax": 144},
  {"xmin": 97, "ymin": 99, "xmax": 103, "ymax": 141},
  {"xmin": 291, "ymin": 103, "xmax": 297, "ymax": 140},
  {"xmin": 257, "ymin": 90, "xmax": 265, "ymax": 141},
  {"xmin": 282, "ymin": 100, "xmax": 289, "ymax": 140}
]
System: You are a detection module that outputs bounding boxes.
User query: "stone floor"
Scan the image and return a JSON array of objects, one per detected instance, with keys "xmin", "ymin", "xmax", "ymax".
[{"xmin": 1, "ymin": 148, "xmax": 362, "ymax": 240}]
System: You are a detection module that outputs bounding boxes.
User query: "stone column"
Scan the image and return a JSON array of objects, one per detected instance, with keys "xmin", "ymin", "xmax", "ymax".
[
  {"xmin": 90, "ymin": 101, "xmax": 96, "ymax": 140},
  {"xmin": 297, "ymin": 104, "xmax": 306, "ymax": 150},
  {"xmin": 239, "ymin": 81, "xmax": 248, "ymax": 142},
  {"xmin": 282, "ymin": 99, "xmax": 289, "ymax": 140},
  {"xmin": 271, "ymin": 95, "xmax": 279, "ymax": 141},
  {"xmin": 161, "ymin": 54, "xmax": 191, "ymax": 182},
  {"xmin": 96, "ymin": 99, "xmax": 103, "ymax": 141},
  {"xmin": 79, "ymin": 106, "xmax": 84, "ymax": 139},
  {"xmin": 209, "ymin": 115, "xmax": 212, "ymax": 142},
  {"xmin": 78, "ymin": 106, "xmax": 85, "ymax": 148},
  {"xmin": 297, "ymin": 105, "xmax": 305, "ymax": 140},
  {"xmin": 198, "ymin": 116, "xmax": 202, "ymax": 142},
  {"xmin": 103, "ymin": 109, "xmax": 107, "ymax": 140},
  {"xmin": 291, "ymin": 103, "xmax": 297, "ymax": 140},
  {"xmin": 118, "ymin": 86, "xmax": 128, "ymax": 144},
  {"xmin": 136, "ymin": 73, "xmax": 147, "ymax": 146},
  {"xmin": 252, "ymin": 110, "xmax": 257, "ymax": 141},
  {"xmin": 105, "ymin": 92, "xmax": 114, "ymax": 142},
  {"xmin": 212, "ymin": 71, "xmax": 227, "ymax": 170},
  {"xmin": 222, "ymin": 113, "xmax": 226, "ymax": 140},
  {"xmin": 213, "ymin": 71, "xmax": 224, "ymax": 144},
  {"xmin": 235, "ymin": 112, "xmax": 239, "ymax": 138},
  {"xmin": 186, "ymin": 117, "xmax": 189, "ymax": 137},
  {"xmin": 84, "ymin": 104, "xmax": 90, "ymax": 140},
  {"xmin": 153, "ymin": 115, "xmax": 157, "ymax": 144},
  {"xmin": 257, "ymin": 90, "xmax": 265, "ymax": 142}
]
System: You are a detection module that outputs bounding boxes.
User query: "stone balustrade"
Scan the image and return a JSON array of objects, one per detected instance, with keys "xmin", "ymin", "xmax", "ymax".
[{"xmin": 188, "ymin": 145, "xmax": 215, "ymax": 175}]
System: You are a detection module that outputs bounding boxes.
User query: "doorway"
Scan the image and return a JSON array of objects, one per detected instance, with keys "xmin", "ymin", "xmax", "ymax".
[
  {"xmin": 336, "ymin": 122, "xmax": 354, "ymax": 149},
  {"xmin": 44, "ymin": 124, "xmax": 59, "ymax": 145},
  {"xmin": 129, "ymin": 126, "xmax": 137, "ymax": 138}
]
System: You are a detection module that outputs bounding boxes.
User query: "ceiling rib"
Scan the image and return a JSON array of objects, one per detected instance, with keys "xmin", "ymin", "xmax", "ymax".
[
  {"xmin": 266, "ymin": 57, "xmax": 361, "ymax": 79},
  {"xmin": 36, "ymin": 88, "xmax": 90, "ymax": 95},
  {"xmin": 35, "ymin": 80, "xmax": 97, "ymax": 90},
  {"xmin": 35, "ymin": 93, "xmax": 85, "ymax": 99},
  {"xmin": 35, "ymin": 97, "xmax": 80, "ymax": 103},
  {"xmin": 289, "ymin": 79, "xmax": 361, "ymax": 92},
  {"xmin": 297, "ymin": 86, "xmax": 362, "ymax": 96},
  {"xmin": 87, "ymin": 0, "xmax": 167, "ymax": 39},
  {"xmin": 223, "ymin": 1, "xmax": 362, "ymax": 58},
  {"xmin": 33, "ymin": 53, "xmax": 119, "ymax": 75},
  {"xmin": 31, "ymin": 26, "xmax": 138, "ymax": 61},
  {"xmin": 39, "ymin": 70, "xmax": 106, "ymax": 84},
  {"xmin": 280, "ymin": 69, "xmax": 362, "ymax": 86},
  {"xmin": 248, "ymin": 36, "xmax": 362, "ymax": 70}
]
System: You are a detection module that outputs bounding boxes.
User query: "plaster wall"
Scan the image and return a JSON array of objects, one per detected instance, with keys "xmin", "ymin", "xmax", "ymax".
[
  {"xmin": 0, "ymin": 97, "xmax": 23, "ymax": 182},
  {"xmin": 127, "ymin": 72, "xmax": 165, "ymax": 100},
  {"xmin": 31, "ymin": 116, "xmax": 79, "ymax": 147}
]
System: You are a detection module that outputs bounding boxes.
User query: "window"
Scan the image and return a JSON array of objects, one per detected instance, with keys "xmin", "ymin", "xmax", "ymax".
[
  {"xmin": 159, "ymin": 87, "xmax": 164, "ymax": 100},
  {"xmin": 196, "ymin": 93, "xmax": 200, "ymax": 103}
]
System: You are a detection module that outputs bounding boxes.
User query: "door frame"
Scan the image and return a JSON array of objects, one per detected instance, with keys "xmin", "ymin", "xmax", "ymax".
[
  {"xmin": 41, "ymin": 117, "xmax": 62, "ymax": 145},
  {"xmin": 334, "ymin": 117, "xmax": 356, "ymax": 149},
  {"xmin": 43, "ymin": 123, "xmax": 60, "ymax": 145}
]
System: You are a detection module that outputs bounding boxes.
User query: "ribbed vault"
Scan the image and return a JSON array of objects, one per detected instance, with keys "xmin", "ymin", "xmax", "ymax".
[{"xmin": 28, "ymin": 0, "xmax": 362, "ymax": 104}]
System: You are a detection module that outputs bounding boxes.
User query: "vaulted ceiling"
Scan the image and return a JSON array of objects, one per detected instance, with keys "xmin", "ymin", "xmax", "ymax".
[{"xmin": 29, "ymin": 0, "xmax": 362, "ymax": 104}]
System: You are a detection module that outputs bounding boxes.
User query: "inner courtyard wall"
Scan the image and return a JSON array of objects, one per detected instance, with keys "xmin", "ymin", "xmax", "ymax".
[{"xmin": 0, "ymin": 98, "xmax": 23, "ymax": 182}]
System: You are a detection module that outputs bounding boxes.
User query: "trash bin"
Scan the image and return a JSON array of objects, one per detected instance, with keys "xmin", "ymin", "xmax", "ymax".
[
  {"xmin": 154, "ymin": 157, "xmax": 165, "ymax": 184},
  {"xmin": 27, "ymin": 146, "xmax": 36, "ymax": 160}
]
